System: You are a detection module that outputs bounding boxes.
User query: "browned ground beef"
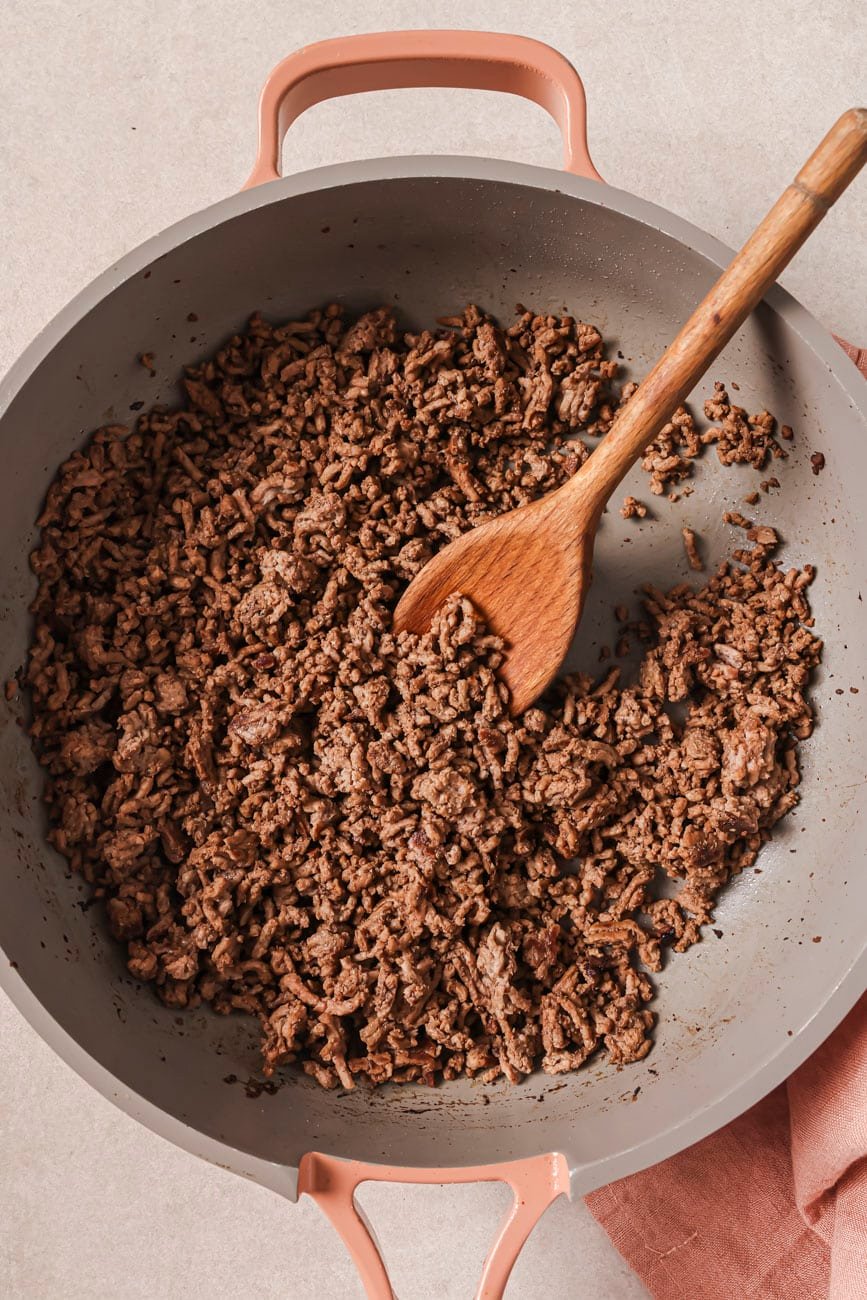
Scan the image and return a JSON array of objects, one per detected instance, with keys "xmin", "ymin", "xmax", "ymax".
[
  {"xmin": 620, "ymin": 495, "xmax": 648, "ymax": 519},
  {"xmin": 26, "ymin": 304, "xmax": 820, "ymax": 1089},
  {"xmin": 681, "ymin": 527, "xmax": 704, "ymax": 572}
]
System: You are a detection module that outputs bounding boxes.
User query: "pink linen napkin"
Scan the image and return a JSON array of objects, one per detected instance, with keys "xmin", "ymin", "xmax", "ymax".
[
  {"xmin": 587, "ymin": 996, "xmax": 867, "ymax": 1300},
  {"xmin": 587, "ymin": 340, "xmax": 867, "ymax": 1300}
]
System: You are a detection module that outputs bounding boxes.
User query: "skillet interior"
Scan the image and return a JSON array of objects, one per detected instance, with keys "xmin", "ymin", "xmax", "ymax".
[{"xmin": 1, "ymin": 163, "xmax": 864, "ymax": 1192}]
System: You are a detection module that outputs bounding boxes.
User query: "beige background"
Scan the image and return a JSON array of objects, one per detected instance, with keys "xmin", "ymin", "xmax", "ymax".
[{"xmin": 1, "ymin": 2, "xmax": 864, "ymax": 1297}]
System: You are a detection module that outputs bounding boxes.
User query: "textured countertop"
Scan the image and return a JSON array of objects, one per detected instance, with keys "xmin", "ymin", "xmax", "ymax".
[{"xmin": 1, "ymin": 2, "xmax": 864, "ymax": 1297}]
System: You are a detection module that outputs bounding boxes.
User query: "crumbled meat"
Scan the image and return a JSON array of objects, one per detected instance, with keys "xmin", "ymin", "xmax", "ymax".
[
  {"xmin": 811, "ymin": 452, "xmax": 826, "ymax": 475},
  {"xmin": 620, "ymin": 496, "xmax": 648, "ymax": 519},
  {"xmin": 681, "ymin": 527, "xmax": 704, "ymax": 571},
  {"xmin": 747, "ymin": 525, "xmax": 779, "ymax": 548},
  {"xmin": 26, "ymin": 304, "xmax": 820, "ymax": 1089},
  {"xmin": 640, "ymin": 404, "xmax": 702, "ymax": 495},
  {"xmin": 702, "ymin": 383, "xmax": 787, "ymax": 467},
  {"xmin": 630, "ymin": 381, "xmax": 791, "ymax": 500}
]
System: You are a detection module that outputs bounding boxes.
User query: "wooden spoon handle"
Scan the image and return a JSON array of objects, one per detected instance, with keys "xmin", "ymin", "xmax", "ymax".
[{"xmin": 574, "ymin": 107, "xmax": 867, "ymax": 510}]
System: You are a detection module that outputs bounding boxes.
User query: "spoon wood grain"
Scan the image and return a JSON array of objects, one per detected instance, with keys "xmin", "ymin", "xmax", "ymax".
[{"xmin": 394, "ymin": 108, "xmax": 867, "ymax": 713}]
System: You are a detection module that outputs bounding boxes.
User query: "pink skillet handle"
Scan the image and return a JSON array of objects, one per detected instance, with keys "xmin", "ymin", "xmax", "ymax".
[
  {"xmin": 298, "ymin": 1150, "xmax": 570, "ymax": 1300},
  {"xmin": 243, "ymin": 30, "xmax": 602, "ymax": 189}
]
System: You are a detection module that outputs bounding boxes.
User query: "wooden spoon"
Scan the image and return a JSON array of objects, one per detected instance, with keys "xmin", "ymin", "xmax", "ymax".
[{"xmin": 394, "ymin": 108, "xmax": 867, "ymax": 714}]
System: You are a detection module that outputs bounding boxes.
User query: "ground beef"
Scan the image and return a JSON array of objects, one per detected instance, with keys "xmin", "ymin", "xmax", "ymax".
[
  {"xmin": 620, "ymin": 495, "xmax": 648, "ymax": 519},
  {"xmin": 26, "ymin": 304, "xmax": 820, "ymax": 1090},
  {"xmin": 681, "ymin": 527, "xmax": 704, "ymax": 571},
  {"xmin": 639, "ymin": 402, "xmax": 702, "ymax": 496},
  {"xmin": 702, "ymin": 382, "xmax": 788, "ymax": 468},
  {"xmin": 636, "ymin": 382, "xmax": 793, "ymax": 497}
]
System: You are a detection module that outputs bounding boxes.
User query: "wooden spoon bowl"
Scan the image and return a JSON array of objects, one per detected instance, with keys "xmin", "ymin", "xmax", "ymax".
[{"xmin": 392, "ymin": 486, "xmax": 598, "ymax": 710}]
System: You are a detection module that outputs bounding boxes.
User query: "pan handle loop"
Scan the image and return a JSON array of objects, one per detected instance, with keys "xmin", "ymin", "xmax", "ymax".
[
  {"xmin": 298, "ymin": 1150, "xmax": 570, "ymax": 1299},
  {"xmin": 244, "ymin": 30, "xmax": 602, "ymax": 189}
]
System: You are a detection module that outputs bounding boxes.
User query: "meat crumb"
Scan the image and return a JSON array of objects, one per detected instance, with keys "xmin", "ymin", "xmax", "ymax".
[
  {"xmin": 810, "ymin": 452, "xmax": 826, "ymax": 475},
  {"xmin": 139, "ymin": 352, "xmax": 156, "ymax": 377},
  {"xmin": 620, "ymin": 495, "xmax": 648, "ymax": 519},
  {"xmin": 724, "ymin": 511, "xmax": 751, "ymax": 529},
  {"xmin": 747, "ymin": 525, "xmax": 779, "ymax": 548},
  {"xmin": 4, "ymin": 678, "xmax": 17, "ymax": 701},
  {"xmin": 681, "ymin": 527, "xmax": 704, "ymax": 571},
  {"xmin": 743, "ymin": 492, "xmax": 760, "ymax": 505}
]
